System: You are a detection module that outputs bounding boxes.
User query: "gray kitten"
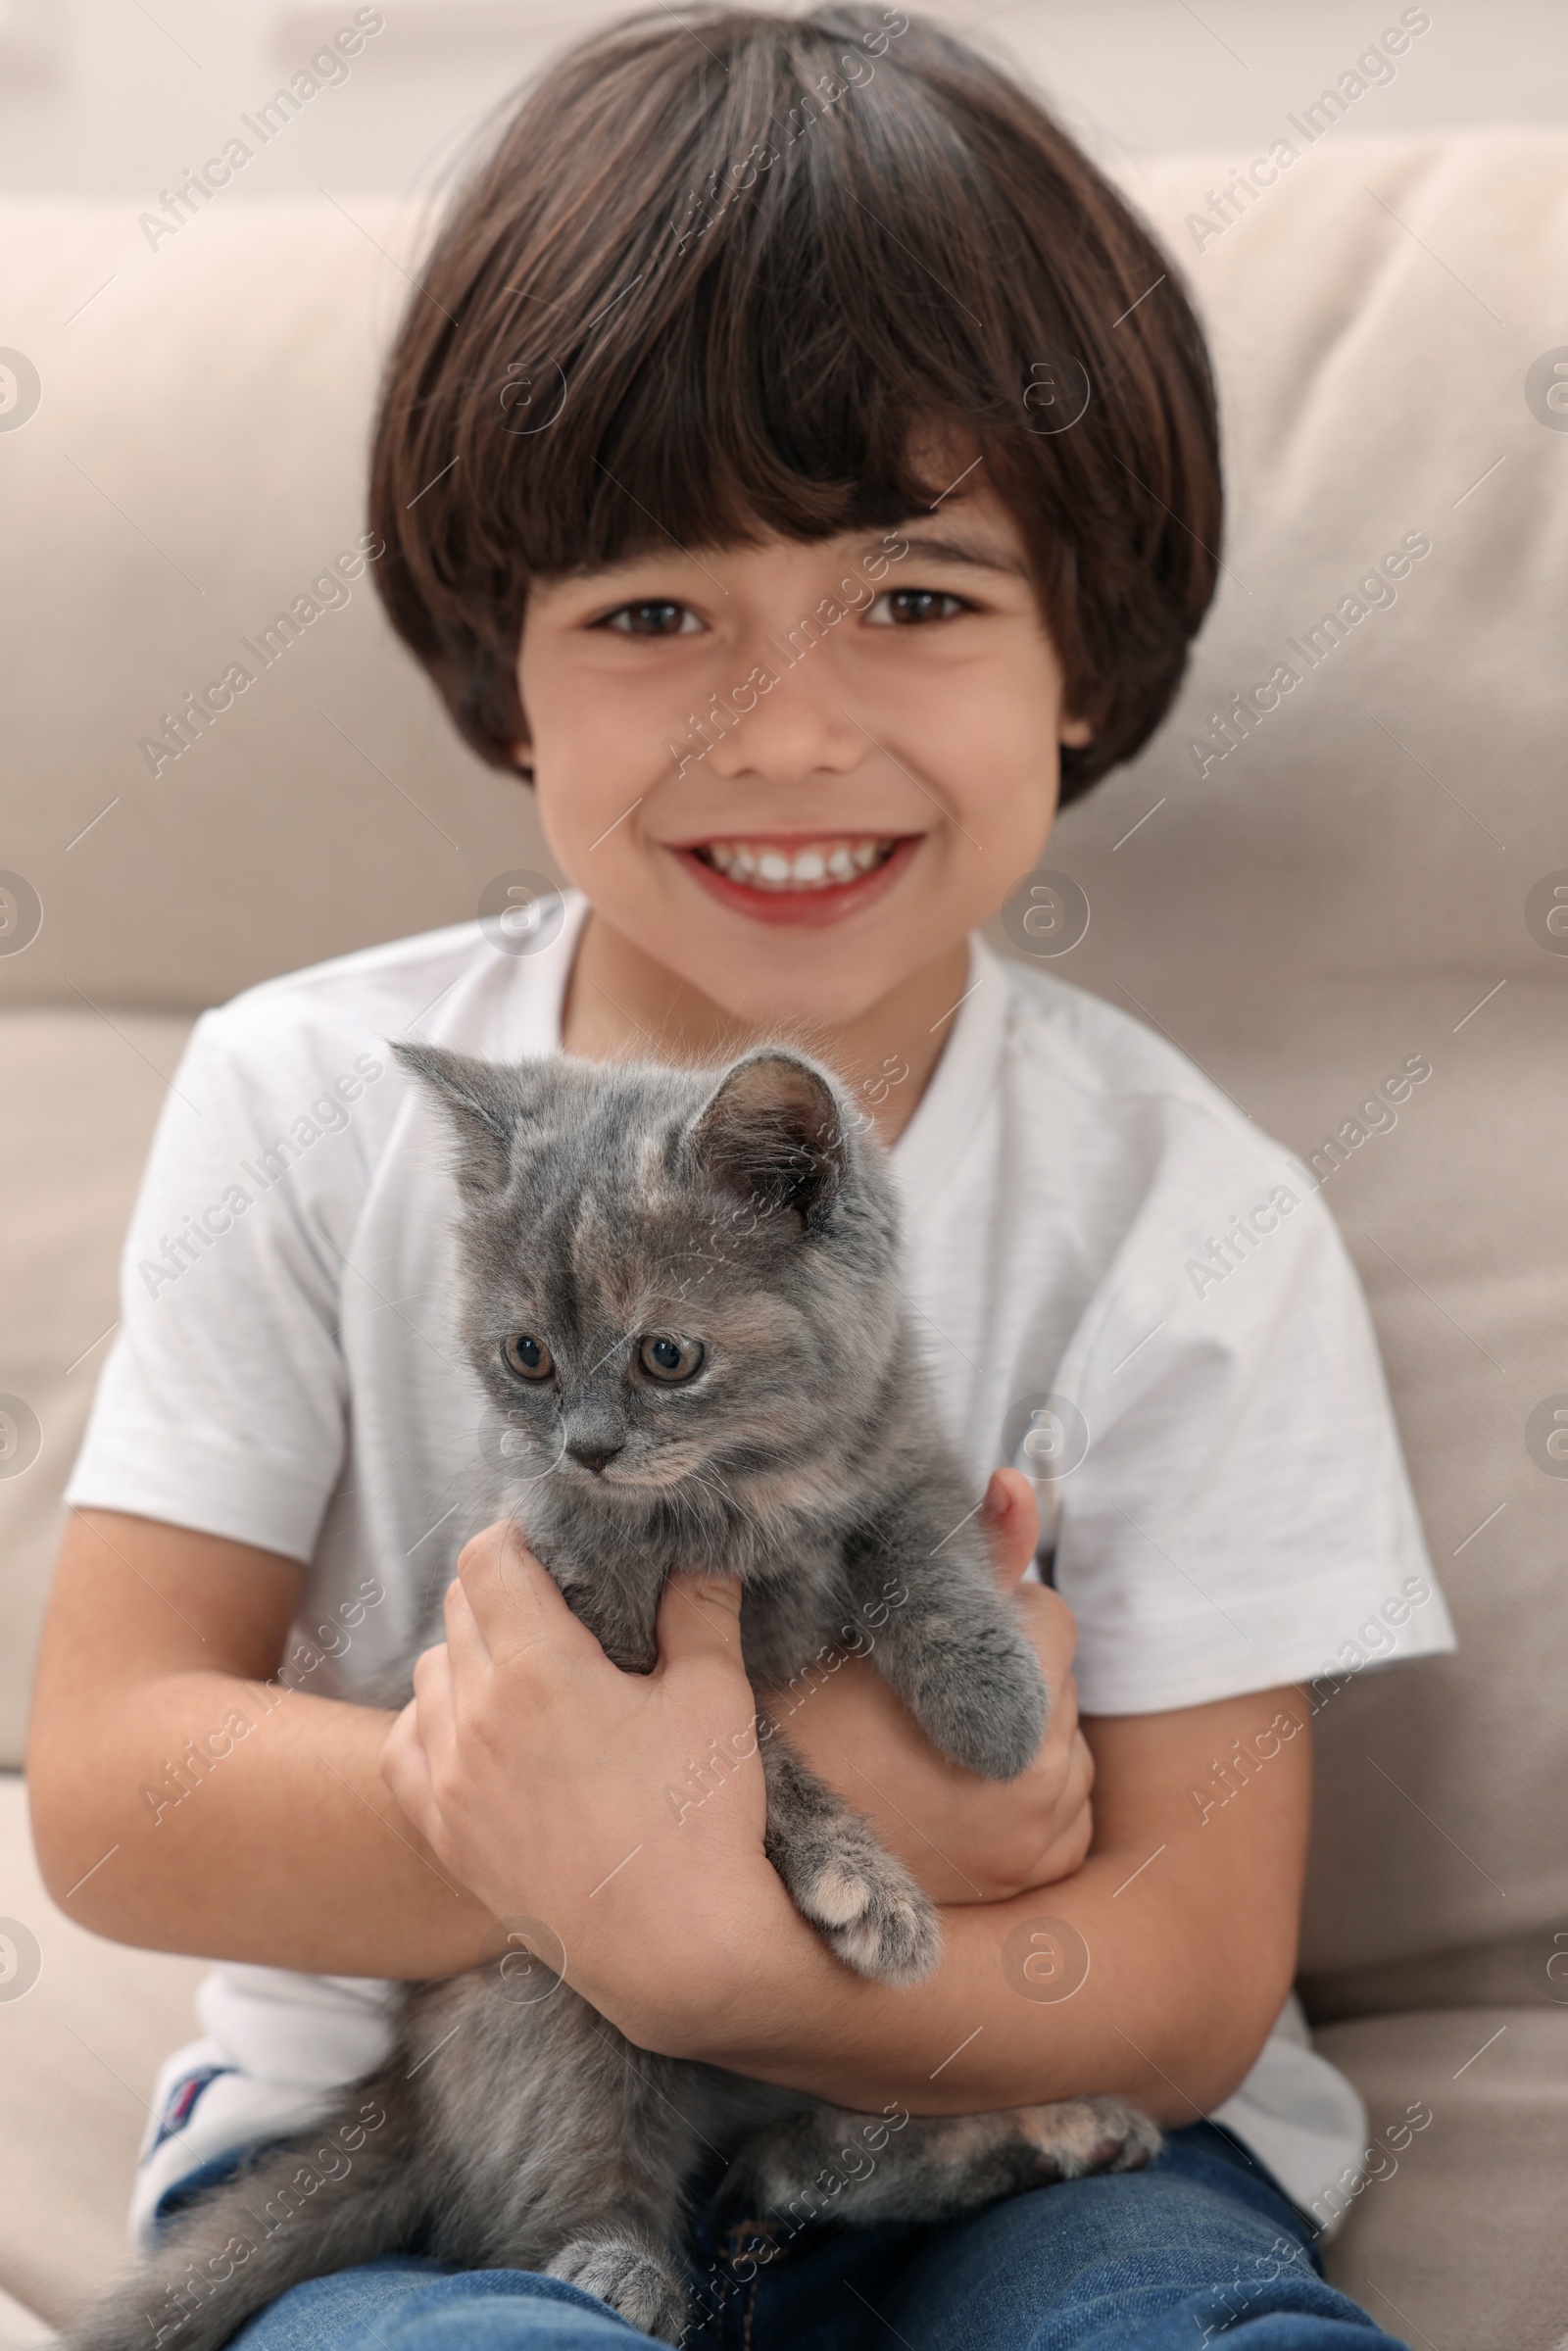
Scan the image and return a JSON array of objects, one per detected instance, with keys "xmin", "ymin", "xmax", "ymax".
[{"xmin": 69, "ymin": 1047, "xmax": 1157, "ymax": 2351}]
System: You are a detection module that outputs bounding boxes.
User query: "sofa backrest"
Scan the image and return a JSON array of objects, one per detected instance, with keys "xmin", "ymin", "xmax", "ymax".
[{"xmin": 2, "ymin": 132, "xmax": 1564, "ymax": 2004}]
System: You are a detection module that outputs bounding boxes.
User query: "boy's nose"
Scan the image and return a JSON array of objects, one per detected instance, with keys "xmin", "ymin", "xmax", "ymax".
[{"xmin": 699, "ymin": 658, "xmax": 865, "ymax": 787}]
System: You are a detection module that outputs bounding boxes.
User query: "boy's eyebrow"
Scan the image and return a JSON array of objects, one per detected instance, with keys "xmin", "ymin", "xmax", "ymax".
[
  {"xmin": 561, "ymin": 528, "xmax": 1031, "ymax": 590},
  {"xmin": 877, "ymin": 530, "xmax": 1031, "ymax": 580}
]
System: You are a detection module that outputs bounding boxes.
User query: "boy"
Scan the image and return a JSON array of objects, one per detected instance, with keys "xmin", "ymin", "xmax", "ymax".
[{"xmin": 30, "ymin": 6, "xmax": 1455, "ymax": 2344}]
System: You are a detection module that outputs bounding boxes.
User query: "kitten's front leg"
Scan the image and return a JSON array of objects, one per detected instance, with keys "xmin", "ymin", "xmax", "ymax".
[
  {"xmin": 857, "ymin": 1516, "xmax": 1050, "ymax": 1782},
  {"xmin": 760, "ymin": 1736, "xmax": 940, "ymax": 1986}
]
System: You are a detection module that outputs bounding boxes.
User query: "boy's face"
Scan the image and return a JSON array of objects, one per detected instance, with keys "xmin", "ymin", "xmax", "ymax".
[{"xmin": 515, "ymin": 472, "xmax": 1090, "ymax": 1033}]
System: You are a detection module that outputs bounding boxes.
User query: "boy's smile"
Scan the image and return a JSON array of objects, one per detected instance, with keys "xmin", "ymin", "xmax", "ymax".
[
  {"xmin": 514, "ymin": 466, "xmax": 1091, "ymax": 1118},
  {"xmin": 673, "ymin": 829, "xmax": 919, "ymax": 924}
]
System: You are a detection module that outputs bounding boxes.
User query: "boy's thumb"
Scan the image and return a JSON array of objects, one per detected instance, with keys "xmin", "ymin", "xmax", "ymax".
[
  {"xmin": 982, "ymin": 1467, "xmax": 1040, "ymax": 1592},
  {"xmin": 657, "ymin": 1571, "xmax": 745, "ymax": 1668}
]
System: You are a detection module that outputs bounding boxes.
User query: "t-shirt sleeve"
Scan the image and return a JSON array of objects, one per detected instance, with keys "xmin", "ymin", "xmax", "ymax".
[
  {"xmin": 1045, "ymin": 1114, "xmax": 1456, "ymax": 1717},
  {"xmin": 63, "ymin": 1004, "xmax": 385, "ymax": 1562}
]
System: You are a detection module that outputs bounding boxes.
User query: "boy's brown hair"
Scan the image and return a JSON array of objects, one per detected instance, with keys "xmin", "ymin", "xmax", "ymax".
[{"xmin": 369, "ymin": 3, "xmax": 1221, "ymax": 807}]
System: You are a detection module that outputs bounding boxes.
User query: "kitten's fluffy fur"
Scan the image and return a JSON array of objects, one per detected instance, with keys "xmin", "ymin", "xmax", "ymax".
[{"xmin": 69, "ymin": 1048, "xmax": 1157, "ymax": 2351}]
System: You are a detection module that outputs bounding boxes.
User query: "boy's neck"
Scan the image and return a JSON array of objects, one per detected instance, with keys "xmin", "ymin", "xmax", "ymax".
[{"xmin": 559, "ymin": 911, "xmax": 972, "ymax": 1148}]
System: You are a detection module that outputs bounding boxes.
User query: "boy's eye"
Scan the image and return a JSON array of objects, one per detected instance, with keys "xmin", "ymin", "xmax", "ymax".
[
  {"xmin": 638, "ymin": 1334, "xmax": 706, "ymax": 1383},
  {"xmin": 866, "ymin": 588, "xmax": 969, "ymax": 626},
  {"xmin": 600, "ymin": 600, "xmax": 704, "ymax": 637},
  {"xmin": 503, "ymin": 1334, "xmax": 555, "ymax": 1380}
]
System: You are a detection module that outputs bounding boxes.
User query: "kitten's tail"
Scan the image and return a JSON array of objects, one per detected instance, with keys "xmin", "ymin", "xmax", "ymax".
[{"xmin": 64, "ymin": 2115, "xmax": 420, "ymax": 2351}]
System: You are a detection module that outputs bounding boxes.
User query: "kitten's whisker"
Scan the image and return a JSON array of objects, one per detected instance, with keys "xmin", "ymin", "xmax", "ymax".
[{"xmin": 688, "ymin": 1468, "xmax": 745, "ymax": 1528}]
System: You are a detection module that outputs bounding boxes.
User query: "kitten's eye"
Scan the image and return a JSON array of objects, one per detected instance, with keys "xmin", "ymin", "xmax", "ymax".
[
  {"xmin": 503, "ymin": 1335, "xmax": 555, "ymax": 1381},
  {"xmin": 638, "ymin": 1335, "xmax": 706, "ymax": 1384}
]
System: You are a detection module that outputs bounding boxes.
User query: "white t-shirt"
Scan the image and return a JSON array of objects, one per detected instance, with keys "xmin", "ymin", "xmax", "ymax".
[{"xmin": 65, "ymin": 893, "xmax": 1455, "ymax": 2244}]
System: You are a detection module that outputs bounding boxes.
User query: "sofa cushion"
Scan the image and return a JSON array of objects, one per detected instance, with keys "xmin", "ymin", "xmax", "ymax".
[
  {"xmin": 1317, "ymin": 2006, "xmax": 1568, "ymax": 2350},
  {"xmin": 0, "ymin": 1773, "xmax": 203, "ymax": 2327},
  {"xmin": 0, "ymin": 198, "xmax": 550, "ymax": 1015}
]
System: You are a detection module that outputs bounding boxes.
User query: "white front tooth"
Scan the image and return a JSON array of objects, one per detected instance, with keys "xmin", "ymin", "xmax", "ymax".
[
  {"xmin": 792, "ymin": 851, "xmax": 825, "ymax": 883},
  {"xmin": 827, "ymin": 847, "xmax": 854, "ymax": 879},
  {"xmin": 759, "ymin": 852, "xmax": 791, "ymax": 882}
]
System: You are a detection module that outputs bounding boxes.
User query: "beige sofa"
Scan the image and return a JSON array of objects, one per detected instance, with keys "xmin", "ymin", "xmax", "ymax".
[{"xmin": 3, "ymin": 127, "xmax": 1567, "ymax": 2344}]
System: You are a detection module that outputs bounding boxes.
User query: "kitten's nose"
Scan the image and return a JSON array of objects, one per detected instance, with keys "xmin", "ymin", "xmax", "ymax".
[{"xmin": 565, "ymin": 1435, "xmax": 623, "ymax": 1474}]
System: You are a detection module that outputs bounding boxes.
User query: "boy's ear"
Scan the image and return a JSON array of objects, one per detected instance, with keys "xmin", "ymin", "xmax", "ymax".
[
  {"xmin": 686, "ymin": 1050, "xmax": 846, "ymax": 1230},
  {"xmin": 391, "ymin": 1041, "xmax": 546, "ymax": 1196},
  {"xmin": 1059, "ymin": 712, "xmax": 1093, "ymax": 748}
]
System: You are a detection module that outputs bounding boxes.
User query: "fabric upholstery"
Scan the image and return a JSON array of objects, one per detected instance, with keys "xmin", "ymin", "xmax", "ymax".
[
  {"xmin": 1317, "ymin": 2006, "xmax": 1568, "ymax": 2347},
  {"xmin": 0, "ymin": 198, "xmax": 549, "ymax": 1013},
  {"xmin": 0, "ymin": 1775, "xmax": 203, "ymax": 2327}
]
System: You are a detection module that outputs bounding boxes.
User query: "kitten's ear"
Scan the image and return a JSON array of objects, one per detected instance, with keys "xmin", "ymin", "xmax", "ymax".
[
  {"xmin": 391, "ymin": 1042, "xmax": 540, "ymax": 1197},
  {"xmin": 687, "ymin": 1051, "xmax": 846, "ymax": 1230}
]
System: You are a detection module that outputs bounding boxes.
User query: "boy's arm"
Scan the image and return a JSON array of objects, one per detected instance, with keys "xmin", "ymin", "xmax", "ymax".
[
  {"xmin": 666, "ymin": 1687, "xmax": 1312, "ymax": 2124},
  {"xmin": 27, "ymin": 1509, "xmax": 495, "ymax": 1976}
]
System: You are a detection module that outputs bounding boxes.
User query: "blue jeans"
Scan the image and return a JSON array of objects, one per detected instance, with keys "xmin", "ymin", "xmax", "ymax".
[{"xmin": 195, "ymin": 2123, "xmax": 1404, "ymax": 2350}]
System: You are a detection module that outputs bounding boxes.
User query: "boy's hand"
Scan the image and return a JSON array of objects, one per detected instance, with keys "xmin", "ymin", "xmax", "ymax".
[
  {"xmin": 378, "ymin": 1472, "xmax": 1091, "ymax": 2031},
  {"xmin": 769, "ymin": 1468, "xmax": 1094, "ymax": 1903},
  {"xmin": 379, "ymin": 1521, "xmax": 784, "ymax": 2039}
]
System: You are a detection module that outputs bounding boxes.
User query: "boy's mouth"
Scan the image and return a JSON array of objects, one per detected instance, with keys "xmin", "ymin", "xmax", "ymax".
[
  {"xmin": 693, "ymin": 834, "xmax": 898, "ymax": 893},
  {"xmin": 670, "ymin": 831, "xmax": 919, "ymax": 926}
]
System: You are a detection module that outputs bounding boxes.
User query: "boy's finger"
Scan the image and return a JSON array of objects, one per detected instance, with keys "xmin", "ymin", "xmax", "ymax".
[
  {"xmin": 381, "ymin": 1695, "xmax": 438, "ymax": 1830},
  {"xmin": 458, "ymin": 1518, "xmax": 599, "ymax": 1666},
  {"xmin": 411, "ymin": 1641, "xmax": 460, "ymax": 1773},
  {"xmin": 1014, "ymin": 1583, "xmax": 1082, "ymax": 1687},
  {"xmin": 444, "ymin": 1573, "xmax": 494, "ymax": 1674},
  {"xmin": 656, "ymin": 1571, "xmax": 745, "ymax": 1672},
  {"xmin": 981, "ymin": 1467, "xmax": 1040, "ymax": 1591},
  {"xmin": 1050, "ymin": 1669, "xmax": 1081, "ymax": 1749}
]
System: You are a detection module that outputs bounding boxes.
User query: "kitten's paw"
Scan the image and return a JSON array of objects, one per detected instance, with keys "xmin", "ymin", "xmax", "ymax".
[
  {"xmin": 919, "ymin": 1639, "xmax": 1049, "ymax": 1780},
  {"xmin": 795, "ymin": 1845, "xmax": 941, "ymax": 1986},
  {"xmin": 1014, "ymin": 2095, "xmax": 1162, "ymax": 2180},
  {"xmin": 548, "ymin": 2231, "xmax": 688, "ymax": 2344}
]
